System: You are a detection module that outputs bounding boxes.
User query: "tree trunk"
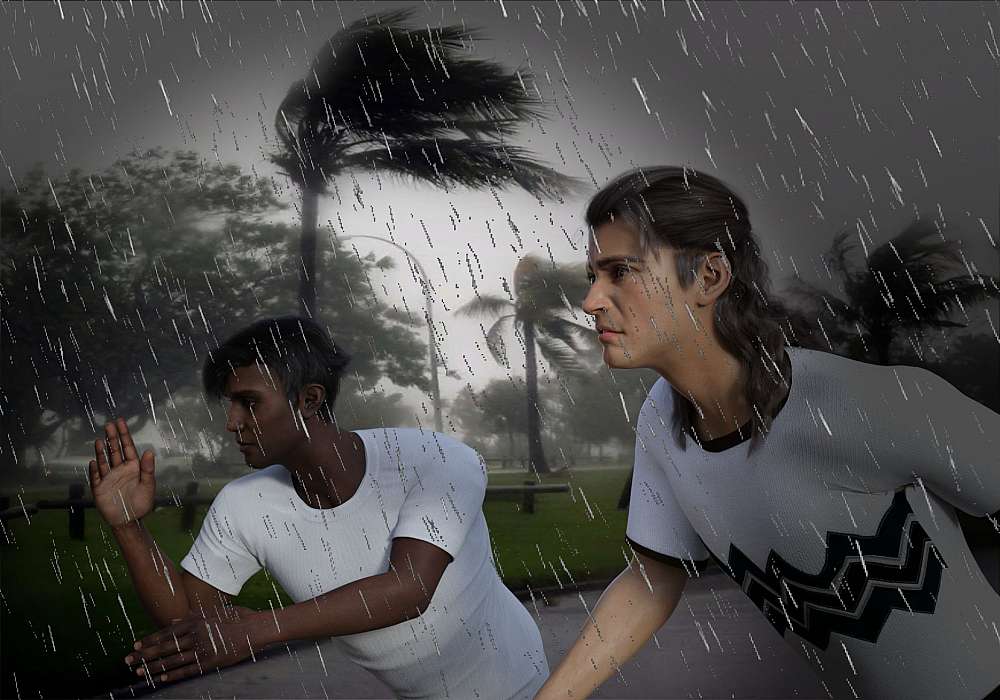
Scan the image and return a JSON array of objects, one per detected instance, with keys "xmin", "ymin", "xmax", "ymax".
[
  {"xmin": 523, "ymin": 322, "xmax": 550, "ymax": 473},
  {"xmin": 872, "ymin": 328, "xmax": 892, "ymax": 364},
  {"xmin": 617, "ymin": 468, "xmax": 633, "ymax": 510},
  {"xmin": 299, "ymin": 188, "xmax": 320, "ymax": 317}
]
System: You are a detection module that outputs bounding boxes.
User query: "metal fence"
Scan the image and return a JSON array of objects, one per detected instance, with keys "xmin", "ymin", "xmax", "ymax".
[{"xmin": 0, "ymin": 481, "xmax": 570, "ymax": 540}]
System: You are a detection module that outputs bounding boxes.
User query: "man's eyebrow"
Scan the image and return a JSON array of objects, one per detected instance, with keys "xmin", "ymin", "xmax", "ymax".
[
  {"xmin": 589, "ymin": 255, "xmax": 643, "ymax": 270},
  {"xmin": 224, "ymin": 390, "xmax": 262, "ymax": 399}
]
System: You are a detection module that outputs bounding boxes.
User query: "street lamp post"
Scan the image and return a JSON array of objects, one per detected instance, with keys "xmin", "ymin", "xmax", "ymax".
[{"xmin": 339, "ymin": 234, "xmax": 443, "ymax": 432}]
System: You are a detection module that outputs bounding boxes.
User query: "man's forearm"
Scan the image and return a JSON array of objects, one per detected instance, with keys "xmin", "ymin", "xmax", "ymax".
[
  {"xmin": 537, "ymin": 561, "xmax": 685, "ymax": 699},
  {"xmin": 112, "ymin": 521, "xmax": 191, "ymax": 626},
  {"xmin": 246, "ymin": 570, "xmax": 427, "ymax": 647}
]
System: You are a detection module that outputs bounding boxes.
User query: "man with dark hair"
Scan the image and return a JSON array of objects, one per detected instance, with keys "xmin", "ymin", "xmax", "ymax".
[
  {"xmin": 88, "ymin": 316, "xmax": 548, "ymax": 699},
  {"xmin": 538, "ymin": 167, "xmax": 1000, "ymax": 699}
]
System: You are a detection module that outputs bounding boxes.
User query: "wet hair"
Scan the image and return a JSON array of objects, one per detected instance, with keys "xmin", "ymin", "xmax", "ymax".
[
  {"xmin": 585, "ymin": 166, "xmax": 790, "ymax": 451},
  {"xmin": 203, "ymin": 316, "xmax": 352, "ymax": 421}
]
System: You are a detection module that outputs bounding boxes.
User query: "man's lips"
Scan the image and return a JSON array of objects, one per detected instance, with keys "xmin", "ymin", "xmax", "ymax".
[{"xmin": 597, "ymin": 327, "xmax": 623, "ymax": 342}]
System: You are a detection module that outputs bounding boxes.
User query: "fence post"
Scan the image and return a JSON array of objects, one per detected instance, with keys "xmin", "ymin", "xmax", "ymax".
[
  {"xmin": 68, "ymin": 483, "xmax": 85, "ymax": 540},
  {"xmin": 181, "ymin": 481, "xmax": 199, "ymax": 531},
  {"xmin": 521, "ymin": 480, "xmax": 535, "ymax": 515}
]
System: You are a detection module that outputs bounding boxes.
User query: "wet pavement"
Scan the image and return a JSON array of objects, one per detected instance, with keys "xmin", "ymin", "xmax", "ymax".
[{"xmin": 127, "ymin": 570, "xmax": 828, "ymax": 699}]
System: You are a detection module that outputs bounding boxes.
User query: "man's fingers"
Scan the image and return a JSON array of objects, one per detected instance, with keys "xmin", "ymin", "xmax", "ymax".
[
  {"xmin": 139, "ymin": 450, "xmax": 156, "ymax": 481},
  {"xmin": 105, "ymin": 422, "xmax": 123, "ymax": 468},
  {"xmin": 117, "ymin": 417, "xmax": 139, "ymax": 462},
  {"xmin": 134, "ymin": 623, "xmax": 194, "ymax": 654},
  {"xmin": 94, "ymin": 439, "xmax": 111, "ymax": 477},
  {"xmin": 131, "ymin": 635, "xmax": 194, "ymax": 665},
  {"xmin": 88, "ymin": 460, "xmax": 101, "ymax": 488},
  {"xmin": 151, "ymin": 661, "xmax": 203, "ymax": 684},
  {"xmin": 133, "ymin": 650, "xmax": 198, "ymax": 676}
]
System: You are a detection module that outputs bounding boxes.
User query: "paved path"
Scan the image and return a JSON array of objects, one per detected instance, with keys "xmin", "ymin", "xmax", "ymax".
[{"xmin": 128, "ymin": 572, "xmax": 828, "ymax": 700}]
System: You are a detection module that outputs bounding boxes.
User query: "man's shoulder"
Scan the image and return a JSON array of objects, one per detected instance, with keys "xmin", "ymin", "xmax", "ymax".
[
  {"xmin": 213, "ymin": 465, "xmax": 289, "ymax": 506},
  {"xmin": 637, "ymin": 376, "xmax": 675, "ymax": 425},
  {"xmin": 357, "ymin": 427, "xmax": 478, "ymax": 459},
  {"xmin": 788, "ymin": 347, "xmax": 899, "ymax": 398}
]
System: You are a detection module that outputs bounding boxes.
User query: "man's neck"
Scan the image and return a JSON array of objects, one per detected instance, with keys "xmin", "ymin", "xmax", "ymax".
[
  {"xmin": 285, "ymin": 425, "xmax": 366, "ymax": 510},
  {"xmin": 652, "ymin": 338, "xmax": 751, "ymax": 441}
]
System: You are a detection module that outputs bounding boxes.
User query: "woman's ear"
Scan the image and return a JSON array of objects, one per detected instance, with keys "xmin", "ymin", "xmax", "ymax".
[{"xmin": 695, "ymin": 252, "xmax": 732, "ymax": 307}]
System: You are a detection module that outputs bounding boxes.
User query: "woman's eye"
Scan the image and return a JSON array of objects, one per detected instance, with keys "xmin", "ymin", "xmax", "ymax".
[
  {"xmin": 586, "ymin": 273, "xmax": 596, "ymax": 284},
  {"xmin": 614, "ymin": 265, "xmax": 631, "ymax": 280}
]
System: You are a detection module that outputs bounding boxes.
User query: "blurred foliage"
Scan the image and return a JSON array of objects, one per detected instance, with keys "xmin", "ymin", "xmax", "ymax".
[
  {"xmin": 458, "ymin": 255, "xmax": 597, "ymax": 472},
  {"xmin": 1, "ymin": 149, "xmax": 426, "ymax": 477},
  {"xmin": 785, "ymin": 219, "xmax": 1000, "ymax": 366},
  {"xmin": 271, "ymin": 8, "xmax": 580, "ymax": 315}
]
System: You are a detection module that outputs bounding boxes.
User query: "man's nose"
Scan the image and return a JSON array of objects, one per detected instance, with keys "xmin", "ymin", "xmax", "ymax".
[
  {"xmin": 581, "ymin": 282, "xmax": 606, "ymax": 317},
  {"xmin": 224, "ymin": 405, "xmax": 242, "ymax": 433}
]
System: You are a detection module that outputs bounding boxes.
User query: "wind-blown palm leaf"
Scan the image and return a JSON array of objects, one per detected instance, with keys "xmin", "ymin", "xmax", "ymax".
[
  {"xmin": 339, "ymin": 141, "xmax": 581, "ymax": 199},
  {"xmin": 535, "ymin": 335, "xmax": 588, "ymax": 374},
  {"xmin": 537, "ymin": 318, "xmax": 598, "ymax": 354},
  {"xmin": 484, "ymin": 314, "xmax": 515, "ymax": 366},
  {"xmin": 785, "ymin": 217, "xmax": 1000, "ymax": 363},
  {"xmin": 271, "ymin": 9, "xmax": 579, "ymax": 198},
  {"xmin": 456, "ymin": 293, "xmax": 514, "ymax": 319},
  {"xmin": 782, "ymin": 279, "xmax": 860, "ymax": 324}
]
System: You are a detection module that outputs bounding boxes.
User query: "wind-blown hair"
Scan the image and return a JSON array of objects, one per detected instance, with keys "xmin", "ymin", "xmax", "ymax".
[
  {"xmin": 585, "ymin": 166, "xmax": 790, "ymax": 451},
  {"xmin": 203, "ymin": 316, "xmax": 352, "ymax": 422}
]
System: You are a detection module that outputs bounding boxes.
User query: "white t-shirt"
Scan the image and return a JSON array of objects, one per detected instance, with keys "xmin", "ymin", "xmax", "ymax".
[
  {"xmin": 181, "ymin": 428, "xmax": 548, "ymax": 699},
  {"xmin": 627, "ymin": 347, "xmax": 1000, "ymax": 700}
]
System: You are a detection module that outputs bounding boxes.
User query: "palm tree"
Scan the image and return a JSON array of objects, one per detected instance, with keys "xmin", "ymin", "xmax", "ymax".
[
  {"xmin": 458, "ymin": 256, "xmax": 595, "ymax": 474},
  {"xmin": 270, "ymin": 9, "xmax": 578, "ymax": 319},
  {"xmin": 786, "ymin": 220, "xmax": 1000, "ymax": 364}
]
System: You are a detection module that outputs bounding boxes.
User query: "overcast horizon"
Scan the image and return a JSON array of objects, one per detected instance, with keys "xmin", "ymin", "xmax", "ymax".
[{"xmin": 3, "ymin": 0, "xmax": 998, "ymax": 453}]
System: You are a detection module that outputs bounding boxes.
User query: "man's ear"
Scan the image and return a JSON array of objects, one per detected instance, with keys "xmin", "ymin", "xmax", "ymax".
[
  {"xmin": 694, "ymin": 252, "xmax": 732, "ymax": 307},
  {"xmin": 299, "ymin": 384, "xmax": 327, "ymax": 419}
]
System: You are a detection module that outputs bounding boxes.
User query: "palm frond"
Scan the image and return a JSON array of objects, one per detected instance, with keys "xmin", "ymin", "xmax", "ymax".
[
  {"xmin": 538, "ymin": 318, "xmax": 599, "ymax": 354},
  {"xmin": 484, "ymin": 314, "xmax": 516, "ymax": 366},
  {"xmin": 337, "ymin": 140, "xmax": 581, "ymax": 199},
  {"xmin": 917, "ymin": 274, "xmax": 1000, "ymax": 317},
  {"xmin": 823, "ymin": 228, "xmax": 860, "ymax": 285},
  {"xmin": 535, "ymin": 335, "xmax": 587, "ymax": 374},
  {"xmin": 780, "ymin": 279, "xmax": 858, "ymax": 322},
  {"xmin": 456, "ymin": 293, "xmax": 513, "ymax": 319}
]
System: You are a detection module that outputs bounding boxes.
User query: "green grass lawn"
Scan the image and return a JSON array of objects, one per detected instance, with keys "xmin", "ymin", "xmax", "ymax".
[{"xmin": 0, "ymin": 466, "xmax": 630, "ymax": 698}]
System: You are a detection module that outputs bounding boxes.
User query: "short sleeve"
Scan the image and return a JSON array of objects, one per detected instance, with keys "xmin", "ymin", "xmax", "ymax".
[
  {"xmin": 180, "ymin": 485, "xmax": 262, "ymax": 596},
  {"xmin": 390, "ymin": 433, "xmax": 487, "ymax": 560},
  {"xmin": 874, "ymin": 365, "xmax": 1000, "ymax": 517},
  {"xmin": 626, "ymin": 386, "xmax": 710, "ymax": 566}
]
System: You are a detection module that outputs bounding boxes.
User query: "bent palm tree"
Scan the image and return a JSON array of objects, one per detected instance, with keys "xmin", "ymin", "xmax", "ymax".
[
  {"xmin": 271, "ymin": 9, "xmax": 579, "ymax": 317},
  {"xmin": 458, "ymin": 256, "xmax": 595, "ymax": 474},
  {"xmin": 786, "ymin": 220, "xmax": 1000, "ymax": 364}
]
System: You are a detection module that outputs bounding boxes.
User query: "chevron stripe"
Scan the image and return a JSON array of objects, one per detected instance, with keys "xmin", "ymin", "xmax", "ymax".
[{"xmin": 718, "ymin": 490, "xmax": 946, "ymax": 650}]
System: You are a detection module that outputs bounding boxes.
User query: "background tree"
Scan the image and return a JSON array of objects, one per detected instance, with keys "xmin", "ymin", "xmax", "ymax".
[
  {"xmin": 551, "ymin": 368, "xmax": 656, "ymax": 463},
  {"xmin": 457, "ymin": 256, "xmax": 594, "ymax": 474},
  {"xmin": 785, "ymin": 220, "xmax": 1000, "ymax": 365},
  {"xmin": 272, "ymin": 9, "xmax": 579, "ymax": 314},
  {"xmin": 0, "ymin": 150, "xmax": 425, "ymax": 478},
  {"xmin": 451, "ymin": 379, "xmax": 527, "ymax": 465}
]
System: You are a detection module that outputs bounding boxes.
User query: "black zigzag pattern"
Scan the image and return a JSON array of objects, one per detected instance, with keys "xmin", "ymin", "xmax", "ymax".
[{"xmin": 717, "ymin": 490, "xmax": 946, "ymax": 650}]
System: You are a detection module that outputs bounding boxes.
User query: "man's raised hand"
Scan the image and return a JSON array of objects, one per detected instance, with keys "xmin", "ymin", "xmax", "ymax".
[{"xmin": 88, "ymin": 417, "xmax": 157, "ymax": 529}]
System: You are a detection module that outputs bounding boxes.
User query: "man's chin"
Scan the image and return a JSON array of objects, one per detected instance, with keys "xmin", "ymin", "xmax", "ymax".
[{"xmin": 602, "ymin": 345, "xmax": 638, "ymax": 369}]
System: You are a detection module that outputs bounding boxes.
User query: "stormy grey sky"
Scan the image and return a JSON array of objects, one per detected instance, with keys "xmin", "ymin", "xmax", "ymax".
[{"xmin": 3, "ymin": 0, "xmax": 998, "ymax": 436}]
